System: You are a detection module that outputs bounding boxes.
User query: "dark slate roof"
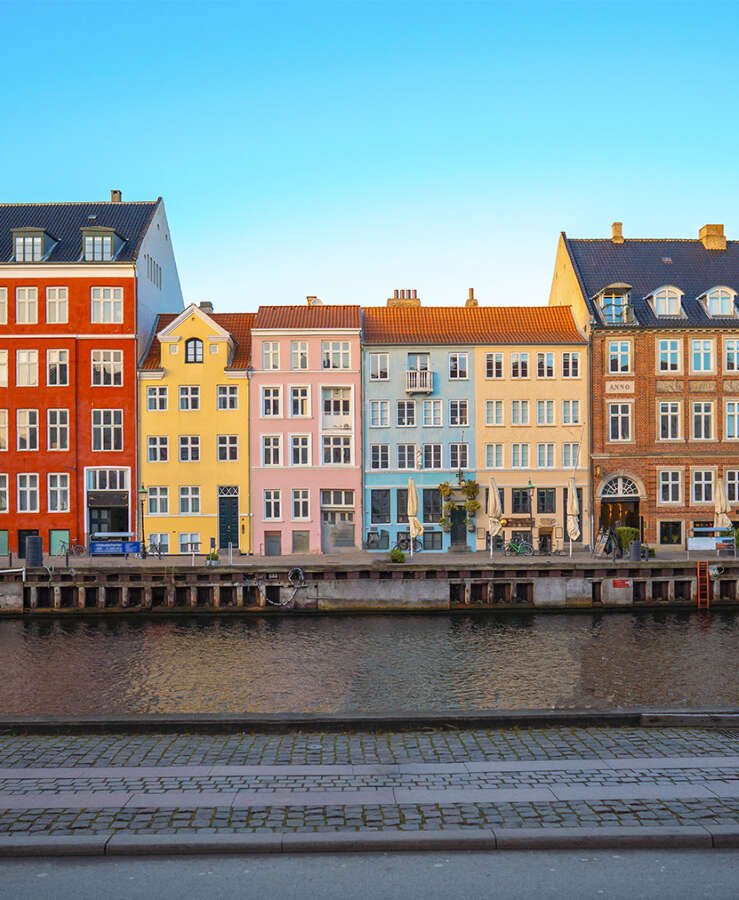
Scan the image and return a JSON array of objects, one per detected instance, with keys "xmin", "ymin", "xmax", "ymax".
[
  {"xmin": 0, "ymin": 200, "xmax": 160, "ymax": 263},
  {"xmin": 564, "ymin": 235, "xmax": 739, "ymax": 328}
]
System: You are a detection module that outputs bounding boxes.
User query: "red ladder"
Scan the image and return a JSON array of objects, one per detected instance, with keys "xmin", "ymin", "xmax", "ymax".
[{"xmin": 697, "ymin": 562, "xmax": 710, "ymax": 609}]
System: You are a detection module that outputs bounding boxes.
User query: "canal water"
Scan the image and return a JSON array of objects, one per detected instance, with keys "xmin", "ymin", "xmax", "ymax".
[{"xmin": 0, "ymin": 612, "xmax": 736, "ymax": 714}]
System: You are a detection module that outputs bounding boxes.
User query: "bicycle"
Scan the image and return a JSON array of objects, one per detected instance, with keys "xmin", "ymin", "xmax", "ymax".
[
  {"xmin": 56, "ymin": 539, "xmax": 87, "ymax": 557},
  {"xmin": 393, "ymin": 534, "xmax": 423, "ymax": 554},
  {"xmin": 504, "ymin": 538, "xmax": 535, "ymax": 557}
]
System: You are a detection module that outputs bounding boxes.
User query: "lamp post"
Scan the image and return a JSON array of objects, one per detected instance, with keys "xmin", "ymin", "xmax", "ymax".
[
  {"xmin": 138, "ymin": 484, "xmax": 147, "ymax": 559},
  {"xmin": 527, "ymin": 478, "xmax": 535, "ymax": 549}
]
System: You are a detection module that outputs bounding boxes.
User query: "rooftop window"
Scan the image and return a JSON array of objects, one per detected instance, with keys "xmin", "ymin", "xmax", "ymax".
[
  {"xmin": 649, "ymin": 286, "xmax": 683, "ymax": 317},
  {"xmin": 703, "ymin": 286, "xmax": 736, "ymax": 318},
  {"xmin": 597, "ymin": 284, "xmax": 634, "ymax": 324},
  {"xmin": 81, "ymin": 227, "xmax": 122, "ymax": 262},
  {"xmin": 11, "ymin": 228, "xmax": 54, "ymax": 262}
]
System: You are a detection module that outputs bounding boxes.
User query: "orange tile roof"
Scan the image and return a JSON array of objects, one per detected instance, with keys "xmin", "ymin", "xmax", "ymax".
[
  {"xmin": 362, "ymin": 305, "xmax": 585, "ymax": 345},
  {"xmin": 140, "ymin": 312, "xmax": 256, "ymax": 369},
  {"xmin": 253, "ymin": 305, "xmax": 361, "ymax": 330}
]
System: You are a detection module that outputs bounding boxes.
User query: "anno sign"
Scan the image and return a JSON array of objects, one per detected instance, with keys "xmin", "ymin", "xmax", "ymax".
[{"xmin": 605, "ymin": 381, "xmax": 634, "ymax": 394}]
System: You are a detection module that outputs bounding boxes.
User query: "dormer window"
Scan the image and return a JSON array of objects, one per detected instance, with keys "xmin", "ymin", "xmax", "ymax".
[
  {"xmin": 597, "ymin": 284, "xmax": 633, "ymax": 324},
  {"xmin": 703, "ymin": 286, "xmax": 736, "ymax": 317},
  {"xmin": 185, "ymin": 338, "xmax": 203, "ymax": 363},
  {"xmin": 81, "ymin": 227, "xmax": 122, "ymax": 261},
  {"xmin": 650, "ymin": 286, "xmax": 683, "ymax": 317},
  {"xmin": 12, "ymin": 228, "xmax": 54, "ymax": 262}
]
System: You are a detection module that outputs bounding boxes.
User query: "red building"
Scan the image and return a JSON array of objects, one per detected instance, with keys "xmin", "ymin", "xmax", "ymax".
[{"xmin": 0, "ymin": 192, "xmax": 183, "ymax": 556}]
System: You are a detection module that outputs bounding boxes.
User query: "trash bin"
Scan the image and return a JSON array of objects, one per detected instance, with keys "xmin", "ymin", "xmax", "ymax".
[
  {"xmin": 629, "ymin": 540, "xmax": 641, "ymax": 562},
  {"xmin": 25, "ymin": 535, "xmax": 43, "ymax": 567}
]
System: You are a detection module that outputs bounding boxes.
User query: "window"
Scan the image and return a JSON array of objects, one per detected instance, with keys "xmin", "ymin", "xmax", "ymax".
[
  {"xmin": 147, "ymin": 386, "xmax": 168, "ymax": 410},
  {"xmin": 322, "ymin": 341, "xmax": 350, "ymax": 369},
  {"xmin": 423, "ymin": 488, "xmax": 442, "ymax": 523},
  {"xmin": 726, "ymin": 470, "xmax": 739, "ymax": 503},
  {"xmin": 370, "ymin": 444, "xmax": 389, "ymax": 470},
  {"xmin": 562, "ymin": 443, "xmax": 580, "ymax": 468},
  {"xmin": 396, "ymin": 488, "xmax": 408, "ymax": 523},
  {"xmin": 322, "ymin": 387, "xmax": 351, "ymax": 417},
  {"xmin": 449, "ymin": 443, "xmax": 469, "ymax": 470},
  {"xmin": 46, "ymin": 287, "xmax": 68, "ymax": 323},
  {"xmin": 217, "ymin": 385, "xmax": 238, "ymax": 409},
  {"xmin": 659, "ymin": 470, "xmax": 680, "ymax": 503},
  {"xmin": 322, "ymin": 436, "xmax": 351, "ymax": 464},
  {"xmin": 290, "ymin": 387, "xmax": 309, "ymax": 417},
  {"xmin": 0, "ymin": 473, "xmax": 6, "ymax": 512},
  {"xmin": 320, "ymin": 489, "xmax": 354, "ymax": 508},
  {"xmin": 726, "ymin": 401, "xmax": 739, "ymax": 440},
  {"xmin": 512, "ymin": 488, "xmax": 531, "ymax": 514},
  {"xmin": 147, "ymin": 436, "xmax": 168, "ymax": 462},
  {"xmin": 216, "ymin": 434, "xmax": 237, "ymax": 461},
  {"xmin": 17, "ymin": 474, "xmax": 39, "ymax": 512},
  {"xmin": 369, "ymin": 400, "xmax": 388, "ymax": 427},
  {"xmin": 369, "ymin": 352, "xmax": 389, "ymax": 380},
  {"xmin": 691, "ymin": 339, "xmax": 714, "ymax": 373},
  {"xmin": 659, "ymin": 522, "xmax": 682, "ymax": 545},
  {"xmin": 84, "ymin": 234, "xmax": 113, "ymax": 261},
  {"xmin": 292, "ymin": 489, "xmax": 310, "ymax": 519},
  {"xmin": 47, "ymin": 473, "xmax": 69, "ymax": 512},
  {"xmin": 17, "ymin": 409, "xmax": 38, "ymax": 450},
  {"xmin": 262, "ymin": 387, "xmax": 281, "ymax": 417},
  {"xmin": 562, "ymin": 352, "xmax": 579, "ymax": 378},
  {"xmin": 47, "ymin": 349, "xmax": 69, "ymax": 386},
  {"xmin": 16, "ymin": 349, "xmax": 38, "ymax": 386},
  {"xmin": 658, "ymin": 339, "xmax": 680, "ymax": 372},
  {"xmin": 291, "ymin": 341, "xmax": 308, "ymax": 370},
  {"xmin": 291, "ymin": 435, "xmax": 310, "ymax": 466},
  {"xmin": 91, "ymin": 350, "xmax": 123, "ymax": 386},
  {"xmin": 262, "ymin": 342, "xmax": 279, "ymax": 370},
  {"xmin": 184, "ymin": 338, "xmax": 203, "ymax": 364},
  {"xmin": 536, "ymin": 400, "xmax": 554, "ymax": 425},
  {"xmin": 511, "ymin": 400, "xmax": 529, "ymax": 425},
  {"xmin": 692, "ymin": 402, "xmax": 713, "ymax": 440},
  {"xmin": 407, "ymin": 353, "xmax": 429, "ymax": 372},
  {"xmin": 90, "ymin": 287, "xmax": 123, "ymax": 323},
  {"xmin": 149, "ymin": 533, "xmax": 169, "ymax": 554},
  {"xmin": 562, "ymin": 400, "xmax": 580, "ymax": 425},
  {"xmin": 92, "ymin": 409, "xmax": 123, "ymax": 451},
  {"xmin": 423, "ymin": 531, "xmax": 442, "ymax": 550},
  {"xmin": 397, "ymin": 443, "xmax": 416, "ymax": 469},
  {"xmin": 0, "ymin": 410, "xmax": 6, "ymax": 451},
  {"xmin": 486, "ymin": 400, "xmax": 503, "ymax": 426},
  {"xmin": 601, "ymin": 291, "xmax": 630, "ymax": 324},
  {"xmin": 397, "ymin": 400, "xmax": 416, "ymax": 427},
  {"xmin": 0, "ymin": 288, "xmax": 5, "ymax": 324},
  {"xmin": 537, "ymin": 443, "xmax": 554, "ymax": 467},
  {"xmin": 423, "ymin": 443, "xmax": 442, "ymax": 469},
  {"xmin": 179, "ymin": 435, "xmax": 200, "ymax": 462},
  {"xmin": 726, "ymin": 339, "xmax": 739, "ymax": 372},
  {"xmin": 179, "ymin": 485, "xmax": 200, "ymax": 514},
  {"xmin": 537, "ymin": 488, "xmax": 555, "ymax": 514},
  {"xmin": 608, "ymin": 341, "xmax": 630, "ymax": 373},
  {"xmin": 485, "ymin": 352, "xmax": 503, "ymax": 378},
  {"xmin": 15, "ymin": 234, "xmax": 43, "ymax": 261},
  {"xmin": 537, "ymin": 352, "xmax": 554, "ymax": 378},
  {"xmin": 16, "ymin": 287, "xmax": 38, "ymax": 323},
  {"xmin": 47, "ymin": 409, "xmax": 69, "ymax": 451},
  {"xmin": 0, "ymin": 350, "xmax": 6, "ymax": 387},
  {"xmin": 659, "ymin": 401, "xmax": 680, "ymax": 440},
  {"xmin": 370, "ymin": 489, "xmax": 390, "ymax": 524},
  {"xmin": 692, "ymin": 469, "xmax": 714, "ymax": 503},
  {"xmin": 86, "ymin": 469, "xmax": 128, "ymax": 490},
  {"xmin": 178, "ymin": 532, "xmax": 200, "ymax": 553},
  {"xmin": 262, "ymin": 436, "xmax": 281, "ymax": 466},
  {"xmin": 511, "ymin": 352, "xmax": 528, "ymax": 378},
  {"xmin": 448, "ymin": 352, "xmax": 468, "ymax": 379},
  {"xmin": 264, "ymin": 489, "xmax": 281, "ymax": 519},
  {"xmin": 608, "ymin": 403, "xmax": 631, "ymax": 441},
  {"xmin": 449, "ymin": 399, "xmax": 467, "ymax": 426},
  {"xmin": 706, "ymin": 287, "xmax": 735, "ymax": 317},
  {"xmin": 511, "ymin": 443, "xmax": 529, "ymax": 468},
  {"xmin": 486, "ymin": 443, "xmax": 503, "ymax": 468},
  {"xmin": 653, "ymin": 287, "xmax": 682, "ymax": 316},
  {"xmin": 423, "ymin": 399, "xmax": 442, "ymax": 427},
  {"xmin": 147, "ymin": 486, "xmax": 169, "ymax": 515}
]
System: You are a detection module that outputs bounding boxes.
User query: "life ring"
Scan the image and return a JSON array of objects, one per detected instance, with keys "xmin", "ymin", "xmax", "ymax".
[{"xmin": 288, "ymin": 567, "xmax": 305, "ymax": 588}]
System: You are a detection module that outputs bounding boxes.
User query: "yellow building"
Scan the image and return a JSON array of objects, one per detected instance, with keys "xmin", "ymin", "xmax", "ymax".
[
  {"xmin": 137, "ymin": 303, "xmax": 254, "ymax": 555},
  {"xmin": 472, "ymin": 307, "xmax": 591, "ymax": 552}
]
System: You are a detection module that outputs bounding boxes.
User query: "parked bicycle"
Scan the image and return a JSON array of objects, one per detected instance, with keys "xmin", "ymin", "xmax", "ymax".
[
  {"xmin": 56, "ymin": 539, "xmax": 87, "ymax": 557},
  {"xmin": 504, "ymin": 538, "xmax": 535, "ymax": 557},
  {"xmin": 393, "ymin": 534, "xmax": 423, "ymax": 554}
]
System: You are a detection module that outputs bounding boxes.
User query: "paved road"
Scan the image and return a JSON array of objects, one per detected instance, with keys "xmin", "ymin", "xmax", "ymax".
[{"xmin": 1, "ymin": 850, "xmax": 738, "ymax": 900}]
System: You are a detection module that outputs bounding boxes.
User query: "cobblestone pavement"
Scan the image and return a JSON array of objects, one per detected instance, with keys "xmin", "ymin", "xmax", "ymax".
[{"xmin": 1, "ymin": 726, "xmax": 736, "ymax": 768}]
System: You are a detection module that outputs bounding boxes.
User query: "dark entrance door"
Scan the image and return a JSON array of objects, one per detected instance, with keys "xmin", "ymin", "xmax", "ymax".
[
  {"xmin": 218, "ymin": 491, "xmax": 239, "ymax": 549},
  {"xmin": 450, "ymin": 507, "xmax": 467, "ymax": 548},
  {"xmin": 17, "ymin": 529, "xmax": 39, "ymax": 558},
  {"xmin": 265, "ymin": 532, "xmax": 282, "ymax": 556},
  {"xmin": 600, "ymin": 500, "xmax": 639, "ymax": 530}
]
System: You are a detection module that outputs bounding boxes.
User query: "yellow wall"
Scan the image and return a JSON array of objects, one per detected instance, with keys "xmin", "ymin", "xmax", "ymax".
[
  {"xmin": 138, "ymin": 311, "xmax": 250, "ymax": 555},
  {"xmin": 548, "ymin": 234, "xmax": 591, "ymax": 332}
]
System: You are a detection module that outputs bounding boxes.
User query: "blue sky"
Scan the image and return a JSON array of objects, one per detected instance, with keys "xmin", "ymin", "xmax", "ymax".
[{"xmin": 3, "ymin": 0, "xmax": 739, "ymax": 311}]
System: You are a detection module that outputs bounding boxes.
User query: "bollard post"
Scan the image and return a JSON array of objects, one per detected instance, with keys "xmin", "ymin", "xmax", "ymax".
[{"xmin": 229, "ymin": 542, "xmax": 233, "ymax": 566}]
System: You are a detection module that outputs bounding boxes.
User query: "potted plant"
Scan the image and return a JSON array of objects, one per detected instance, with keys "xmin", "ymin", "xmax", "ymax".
[
  {"xmin": 460, "ymin": 479, "xmax": 479, "ymax": 500},
  {"xmin": 438, "ymin": 516, "xmax": 451, "ymax": 532},
  {"xmin": 438, "ymin": 481, "xmax": 453, "ymax": 499},
  {"xmin": 390, "ymin": 548, "xmax": 405, "ymax": 563}
]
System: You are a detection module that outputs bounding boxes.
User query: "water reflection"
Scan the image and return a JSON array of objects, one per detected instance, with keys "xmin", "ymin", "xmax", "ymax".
[{"xmin": 0, "ymin": 612, "xmax": 737, "ymax": 715}]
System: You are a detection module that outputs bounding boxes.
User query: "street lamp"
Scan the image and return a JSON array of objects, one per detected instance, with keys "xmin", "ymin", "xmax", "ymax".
[
  {"xmin": 138, "ymin": 484, "xmax": 147, "ymax": 559},
  {"xmin": 526, "ymin": 478, "xmax": 535, "ymax": 549}
]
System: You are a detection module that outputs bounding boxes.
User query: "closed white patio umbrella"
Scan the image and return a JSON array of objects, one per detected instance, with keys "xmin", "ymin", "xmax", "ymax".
[
  {"xmin": 714, "ymin": 477, "xmax": 733, "ymax": 531},
  {"xmin": 567, "ymin": 477, "xmax": 581, "ymax": 557},
  {"xmin": 487, "ymin": 477, "xmax": 503, "ymax": 558},
  {"xmin": 407, "ymin": 477, "xmax": 423, "ymax": 558}
]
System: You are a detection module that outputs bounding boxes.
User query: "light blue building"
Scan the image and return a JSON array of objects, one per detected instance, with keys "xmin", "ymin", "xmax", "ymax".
[{"xmin": 362, "ymin": 302, "xmax": 477, "ymax": 552}]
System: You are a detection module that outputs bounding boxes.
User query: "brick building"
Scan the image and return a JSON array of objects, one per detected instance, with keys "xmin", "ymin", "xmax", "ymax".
[
  {"xmin": 0, "ymin": 193, "xmax": 183, "ymax": 556},
  {"xmin": 550, "ymin": 222, "xmax": 739, "ymax": 548}
]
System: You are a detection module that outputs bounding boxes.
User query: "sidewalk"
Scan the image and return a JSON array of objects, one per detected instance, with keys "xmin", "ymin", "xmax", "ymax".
[{"xmin": 0, "ymin": 725, "xmax": 736, "ymax": 855}]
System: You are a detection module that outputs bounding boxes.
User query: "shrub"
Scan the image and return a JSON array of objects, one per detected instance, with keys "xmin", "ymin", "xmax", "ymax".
[
  {"xmin": 390, "ymin": 548, "xmax": 406, "ymax": 563},
  {"xmin": 615, "ymin": 526, "xmax": 640, "ymax": 551}
]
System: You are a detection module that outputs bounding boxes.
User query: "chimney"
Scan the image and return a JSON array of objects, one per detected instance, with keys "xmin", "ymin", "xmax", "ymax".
[
  {"xmin": 465, "ymin": 288, "xmax": 478, "ymax": 308},
  {"xmin": 699, "ymin": 223, "xmax": 726, "ymax": 251},
  {"xmin": 387, "ymin": 288, "xmax": 421, "ymax": 308},
  {"xmin": 110, "ymin": 189, "xmax": 122, "ymax": 203},
  {"xmin": 611, "ymin": 222, "xmax": 624, "ymax": 244},
  {"xmin": 306, "ymin": 295, "xmax": 323, "ymax": 307},
  {"xmin": 199, "ymin": 301, "xmax": 214, "ymax": 313}
]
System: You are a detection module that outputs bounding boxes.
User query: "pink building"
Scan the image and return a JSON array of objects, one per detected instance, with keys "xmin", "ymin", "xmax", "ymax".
[{"xmin": 249, "ymin": 301, "xmax": 362, "ymax": 556}]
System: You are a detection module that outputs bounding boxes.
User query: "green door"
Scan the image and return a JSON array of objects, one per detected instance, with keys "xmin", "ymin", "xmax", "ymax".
[
  {"xmin": 49, "ymin": 529, "xmax": 70, "ymax": 555},
  {"xmin": 0, "ymin": 531, "xmax": 7, "ymax": 556}
]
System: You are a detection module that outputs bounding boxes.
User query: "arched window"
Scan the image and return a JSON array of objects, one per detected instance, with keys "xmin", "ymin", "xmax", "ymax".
[
  {"xmin": 185, "ymin": 338, "xmax": 203, "ymax": 363},
  {"xmin": 704, "ymin": 286, "xmax": 736, "ymax": 317},
  {"xmin": 651, "ymin": 286, "xmax": 682, "ymax": 317},
  {"xmin": 601, "ymin": 476, "xmax": 639, "ymax": 498}
]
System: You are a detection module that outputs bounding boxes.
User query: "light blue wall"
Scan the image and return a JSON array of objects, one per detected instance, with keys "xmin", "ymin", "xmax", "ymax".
[{"xmin": 362, "ymin": 343, "xmax": 476, "ymax": 551}]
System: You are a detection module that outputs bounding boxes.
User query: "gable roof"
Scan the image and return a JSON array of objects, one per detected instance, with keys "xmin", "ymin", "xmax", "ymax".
[
  {"xmin": 252, "ymin": 305, "xmax": 361, "ymax": 330},
  {"xmin": 564, "ymin": 234, "xmax": 739, "ymax": 328},
  {"xmin": 0, "ymin": 200, "xmax": 159, "ymax": 263},
  {"xmin": 140, "ymin": 311, "xmax": 255, "ymax": 370},
  {"xmin": 362, "ymin": 305, "xmax": 585, "ymax": 345}
]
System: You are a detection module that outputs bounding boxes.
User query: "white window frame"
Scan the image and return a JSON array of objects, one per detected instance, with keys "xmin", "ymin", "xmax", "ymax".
[
  {"xmin": 485, "ymin": 352, "xmax": 503, "ymax": 379},
  {"xmin": 92, "ymin": 409, "xmax": 123, "ymax": 451},
  {"xmin": 217, "ymin": 434, "xmax": 238, "ymax": 461},
  {"xmin": 289, "ymin": 386, "xmax": 310, "ymax": 418},
  {"xmin": 423, "ymin": 443, "xmax": 442, "ymax": 470},
  {"xmin": 0, "ymin": 350, "xmax": 6, "ymax": 388},
  {"xmin": 47, "ymin": 408, "xmax": 69, "ymax": 451},
  {"xmin": 262, "ymin": 341, "xmax": 280, "ymax": 370},
  {"xmin": 562, "ymin": 442, "xmax": 580, "ymax": 468},
  {"xmin": 0, "ymin": 473, "xmax": 7, "ymax": 512},
  {"xmin": 691, "ymin": 469, "xmax": 714, "ymax": 504},
  {"xmin": 262, "ymin": 435, "xmax": 282, "ymax": 466},
  {"xmin": 262, "ymin": 386, "xmax": 282, "ymax": 417},
  {"xmin": 263, "ymin": 489, "xmax": 281, "ymax": 520},
  {"xmin": 370, "ymin": 443, "xmax": 389, "ymax": 470},
  {"xmin": 691, "ymin": 401, "xmax": 714, "ymax": 441},
  {"xmin": 536, "ymin": 400, "xmax": 555, "ymax": 426},
  {"xmin": 90, "ymin": 287, "xmax": 123, "ymax": 324},
  {"xmin": 16, "ymin": 287, "xmax": 38, "ymax": 324},
  {"xmin": 147, "ymin": 486, "xmax": 169, "ymax": 515},
  {"xmin": 369, "ymin": 400, "xmax": 389, "ymax": 428},
  {"xmin": 17, "ymin": 473, "xmax": 39, "ymax": 513},
  {"xmin": 706, "ymin": 287, "xmax": 736, "ymax": 318},
  {"xmin": 397, "ymin": 400, "xmax": 417, "ymax": 427},
  {"xmin": 17, "ymin": 409, "xmax": 39, "ymax": 451},
  {"xmin": 537, "ymin": 443, "xmax": 555, "ymax": 468},
  {"xmin": 321, "ymin": 341, "xmax": 350, "ymax": 369},
  {"xmin": 397, "ymin": 443, "xmax": 416, "ymax": 470},
  {"xmin": 290, "ymin": 341, "xmax": 308, "ymax": 370},
  {"xmin": 178, "ymin": 434, "xmax": 200, "ymax": 462},
  {"xmin": 47, "ymin": 349, "xmax": 69, "ymax": 386},
  {"xmin": 511, "ymin": 443, "xmax": 529, "ymax": 468},
  {"xmin": 147, "ymin": 436, "xmax": 169, "ymax": 462},
  {"xmin": 449, "ymin": 399, "xmax": 468, "ymax": 427},
  {"xmin": 562, "ymin": 352, "xmax": 580, "ymax": 378},
  {"xmin": 0, "ymin": 410, "xmax": 7, "ymax": 452},
  {"xmin": 179, "ymin": 485, "xmax": 201, "ymax": 514},
  {"xmin": 725, "ymin": 400, "xmax": 739, "ymax": 441},
  {"xmin": 369, "ymin": 352, "xmax": 389, "ymax": 381},
  {"xmin": 448, "ymin": 352, "xmax": 468, "ymax": 380},
  {"xmin": 449, "ymin": 442, "xmax": 469, "ymax": 470},
  {"xmin": 178, "ymin": 532, "xmax": 200, "ymax": 553},
  {"xmin": 422, "ymin": 399, "xmax": 442, "ymax": 427},
  {"xmin": 16, "ymin": 349, "xmax": 38, "ymax": 386},
  {"xmin": 725, "ymin": 339, "xmax": 739, "ymax": 373},
  {"xmin": 608, "ymin": 402, "xmax": 632, "ymax": 442},
  {"xmin": 511, "ymin": 399, "xmax": 529, "ymax": 426},
  {"xmin": 562, "ymin": 399, "xmax": 580, "ymax": 425},
  {"xmin": 46, "ymin": 286, "xmax": 68, "ymax": 324},
  {"xmin": 510, "ymin": 352, "xmax": 529, "ymax": 378},
  {"xmin": 47, "ymin": 473, "xmax": 70, "ymax": 513},
  {"xmin": 657, "ymin": 338, "xmax": 681, "ymax": 373},
  {"xmin": 0, "ymin": 287, "xmax": 6, "ymax": 325},
  {"xmin": 536, "ymin": 351, "xmax": 554, "ymax": 378},
  {"xmin": 290, "ymin": 434, "xmax": 311, "ymax": 466},
  {"xmin": 292, "ymin": 488, "xmax": 310, "ymax": 520},
  {"xmin": 91, "ymin": 350, "xmax": 124, "ymax": 387},
  {"xmin": 322, "ymin": 435, "xmax": 352, "ymax": 465},
  {"xmin": 217, "ymin": 385, "xmax": 238, "ymax": 410},
  {"xmin": 691, "ymin": 339, "xmax": 715, "ymax": 374},
  {"xmin": 485, "ymin": 400, "xmax": 503, "ymax": 426},
  {"xmin": 658, "ymin": 401, "xmax": 681, "ymax": 441},
  {"xmin": 658, "ymin": 469, "xmax": 681, "ymax": 504},
  {"xmin": 652, "ymin": 287, "xmax": 682, "ymax": 317},
  {"xmin": 726, "ymin": 469, "xmax": 739, "ymax": 503},
  {"xmin": 608, "ymin": 341, "xmax": 631, "ymax": 374},
  {"xmin": 147, "ymin": 386, "xmax": 168, "ymax": 410},
  {"xmin": 486, "ymin": 443, "xmax": 503, "ymax": 468}
]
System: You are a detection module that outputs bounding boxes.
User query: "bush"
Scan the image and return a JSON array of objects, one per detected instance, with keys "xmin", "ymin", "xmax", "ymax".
[
  {"xmin": 390, "ymin": 548, "xmax": 406, "ymax": 563},
  {"xmin": 615, "ymin": 526, "xmax": 640, "ymax": 552}
]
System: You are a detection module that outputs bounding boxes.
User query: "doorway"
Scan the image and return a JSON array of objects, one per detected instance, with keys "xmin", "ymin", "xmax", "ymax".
[
  {"xmin": 17, "ymin": 529, "xmax": 39, "ymax": 558},
  {"xmin": 450, "ymin": 507, "xmax": 467, "ymax": 548},
  {"xmin": 600, "ymin": 500, "xmax": 639, "ymax": 530},
  {"xmin": 89, "ymin": 506, "xmax": 127, "ymax": 535},
  {"xmin": 218, "ymin": 487, "xmax": 239, "ymax": 549},
  {"xmin": 265, "ymin": 531, "xmax": 282, "ymax": 556}
]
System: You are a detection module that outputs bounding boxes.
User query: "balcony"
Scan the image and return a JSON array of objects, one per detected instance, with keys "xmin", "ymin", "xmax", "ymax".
[{"xmin": 404, "ymin": 369, "xmax": 433, "ymax": 393}]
